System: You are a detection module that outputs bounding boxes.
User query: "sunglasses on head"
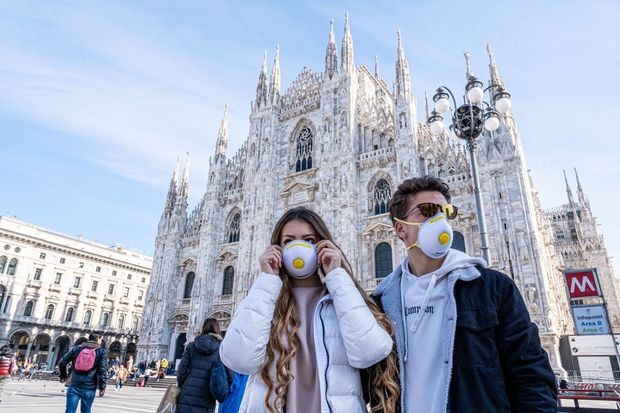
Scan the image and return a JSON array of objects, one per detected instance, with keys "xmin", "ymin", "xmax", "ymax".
[{"xmin": 406, "ymin": 202, "xmax": 459, "ymax": 220}]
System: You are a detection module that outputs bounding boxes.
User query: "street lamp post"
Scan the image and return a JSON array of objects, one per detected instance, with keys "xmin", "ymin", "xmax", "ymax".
[{"xmin": 427, "ymin": 66, "xmax": 512, "ymax": 265}]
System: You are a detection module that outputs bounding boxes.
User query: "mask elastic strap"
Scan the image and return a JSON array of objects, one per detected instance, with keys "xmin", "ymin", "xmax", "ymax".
[
  {"xmin": 405, "ymin": 242, "xmax": 418, "ymax": 251},
  {"xmin": 395, "ymin": 218, "xmax": 422, "ymax": 252}
]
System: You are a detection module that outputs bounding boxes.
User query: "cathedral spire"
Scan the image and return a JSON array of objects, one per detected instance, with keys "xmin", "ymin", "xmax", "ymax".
[
  {"xmin": 215, "ymin": 105, "xmax": 228, "ymax": 158},
  {"xmin": 574, "ymin": 167, "xmax": 589, "ymax": 208},
  {"xmin": 164, "ymin": 156, "xmax": 179, "ymax": 211},
  {"xmin": 486, "ymin": 43, "xmax": 504, "ymax": 87},
  {"xmin": 341, "ymin": 12, "xmax": 355, "ymax": 73},
  {"xmin": 270, "ymin": 45, "xmax": 281, "ymax": 103},
  {"xmin": 574, "ymin": 167, "xmax": 583, "ymax": 193},
  {"xmin": 464, "ymin": 51, "xmax": 474, "ymax": 81},
  {"xmin": 564, "ymin": 169, "xmax": 576, "ymax": 208},
  {"xmin": 424, "ymin": 91, "xmax": 430, "ymax": 121},
  {"xmin": 374, "ymin": 55, "xmax": 380, "ymax": 78},
  {"xmin": 180, "ymin": 152, "xmax": 190, "ymax": 200},
  {"xmin": 255, "ymin": 51, "xmax": 269, "ymax": 108},
  {"xmin": 325, "ymin": 18, "xmax": 338, "ymax": 79},
  {"xmin": 395, "ymin": 30, "xmax": 412, "ymax": 101}
]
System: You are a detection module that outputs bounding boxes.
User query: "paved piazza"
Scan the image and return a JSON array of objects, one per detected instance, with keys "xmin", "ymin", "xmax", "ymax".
[{"xmin": 1, "ymin": 380, "xmax": 165, "ymax": 412}]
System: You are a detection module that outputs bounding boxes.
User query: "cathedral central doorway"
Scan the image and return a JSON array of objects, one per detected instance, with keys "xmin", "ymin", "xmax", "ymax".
[{"xmin": 174, "ymin": 333, "xmax": 187, "ymax": 361}]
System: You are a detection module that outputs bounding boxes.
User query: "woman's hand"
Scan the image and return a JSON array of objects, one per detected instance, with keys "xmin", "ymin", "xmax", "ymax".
[
  {"xmin": 317, "ymin": 240, "xmax": 342, "ymax": 274},
  {"xmin": 259, "ymin": 245, "xmax": 282, "ymax": 275}
]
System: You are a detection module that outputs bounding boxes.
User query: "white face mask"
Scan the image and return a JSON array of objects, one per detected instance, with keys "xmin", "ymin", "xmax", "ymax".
[
  {"xmin": 395, "ymin": 213, "xmax": 453, "ymax": 259},
  {"xmin": 282, "ymin": 240, "xmax": 319, "ymax": 279}
]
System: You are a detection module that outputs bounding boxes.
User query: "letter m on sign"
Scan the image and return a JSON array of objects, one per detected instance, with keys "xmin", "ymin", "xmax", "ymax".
[{"xmin": 564, "ymin": 269, "xmax": 602, "ymax": 299}]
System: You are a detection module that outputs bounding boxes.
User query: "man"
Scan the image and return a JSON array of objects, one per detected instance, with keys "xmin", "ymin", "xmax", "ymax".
[
  {"xmin": 373, "ymin": 176, "xmax": 556, "ymax": 412},
  {"xmin": 58, "ymin": 333, "xmax": 108, "ymax": 413}
]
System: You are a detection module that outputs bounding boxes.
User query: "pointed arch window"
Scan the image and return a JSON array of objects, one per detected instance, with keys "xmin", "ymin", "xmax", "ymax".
[
  {"xmin": 295, "ymin": 127, "xmax": 313, "ymax": 172},
  {"xmin": 555, "ymin": 228, "xmax": 565, "ymax": 240},
  {"xmin": 84, "ymin": 309, "xmax": 92, "ymax": 325},
  {"xmin": 227, "ymin": 213, "xmax": 241, "ymax": 243},
  {"xmin": 65, "ymin": 306, "xmax": 74, "ymax": 322},
  {"xmin": 45, "ymin": 304, "xmax": 55, "ymax": 320},
  {"xmin": 183, "ymin": 272, "xmax": 195, "ymax": 299},
  {"xmin": 0, "ymin": 256, "xmax": 6, "ymax": 273},
  {"xmin": 24, "ymin": 300, "xmax": 34, "ymax": 317},
  {"xmin": 0, "ymin": 285, "xmax": 6, "ymax": 312},
  {"xmin": 222, "ymin": 266, "xmax": 234, "ymax": 295},
  {"xmin": 375, "ymin": 243, "xmax": 393, "ymax": 278},
  {"xmin": 453, "ymin": 231, "xmax": 466, "ymax": 253},
  {"xmin": 373, "ymin": 179, "xmax": 391, "ymax": 215},
  {"xmin": 6, "ymin": 258, "xmax": 17, "ymax": 275}
]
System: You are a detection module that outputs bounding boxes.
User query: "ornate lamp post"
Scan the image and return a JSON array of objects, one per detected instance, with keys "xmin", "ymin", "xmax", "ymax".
[{"xmin": 427, "ymin": 54, "xmax": 512, "ymax": 264}]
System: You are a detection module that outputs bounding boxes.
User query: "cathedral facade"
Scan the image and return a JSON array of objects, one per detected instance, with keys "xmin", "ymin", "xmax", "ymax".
[{"xmin": 137, "ymin": 16, "xmax": 618, "ymax": 373}]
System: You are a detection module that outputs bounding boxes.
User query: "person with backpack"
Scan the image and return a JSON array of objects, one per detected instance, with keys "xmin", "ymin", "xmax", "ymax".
[
  {"xmin": 58, "ymin": 333, "xmax": 108, "ymax": 413},
  {"xmin": 177, "ymin": 318, "xmax": 233, "ymax": 413}
]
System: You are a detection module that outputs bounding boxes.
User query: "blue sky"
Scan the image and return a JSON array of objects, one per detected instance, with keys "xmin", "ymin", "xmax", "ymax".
[{"xmin": 1, "ymin": 1, "xmax": 618, "ymax": 274}]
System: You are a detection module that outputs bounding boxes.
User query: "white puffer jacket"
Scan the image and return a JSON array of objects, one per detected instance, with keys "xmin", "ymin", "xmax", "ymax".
[{"xmin": 220, "ymin": 268, "xmax": 393, "ymax": 413}]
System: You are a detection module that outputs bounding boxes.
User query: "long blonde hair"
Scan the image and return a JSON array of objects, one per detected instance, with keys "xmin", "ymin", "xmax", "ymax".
[{"xmin": 260, "ymin": 207, "xmax": 399, "ymax": 412}]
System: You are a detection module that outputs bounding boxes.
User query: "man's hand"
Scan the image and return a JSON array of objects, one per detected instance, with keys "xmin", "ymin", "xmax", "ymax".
[{"xmin": 99, "ymin": 389, "xmax": 105, "ymax": 397}]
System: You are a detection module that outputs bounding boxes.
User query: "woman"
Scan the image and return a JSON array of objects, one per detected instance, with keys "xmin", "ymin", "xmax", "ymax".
[
  {"xmin": 220, "ymin": 207, "xmax": 399, "ymax": 413},
  {"xmin": 115, "ymin": 363, "xmax": 128, "ymax": 391},
  {"xmin": 177, "ymin": 318, "xmax": 230, "ymax": 413}
]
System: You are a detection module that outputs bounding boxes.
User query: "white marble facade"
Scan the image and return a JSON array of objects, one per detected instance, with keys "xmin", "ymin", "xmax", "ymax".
[{"xmin": 137, "ymin": 16, "xmax": 618, "ymax": 373}]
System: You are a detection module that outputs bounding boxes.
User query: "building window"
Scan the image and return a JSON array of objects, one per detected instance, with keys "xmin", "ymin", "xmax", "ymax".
[
  {"xmin": 91, "ymin": 280, "xmax": 98, "ymax": 292},
  {"xmin": 84, "ymin": 309, "xmax": 92, "ymax": 325},
  {"xmin": 0, "ymin": 256, "xmax": 6, "ymax": 273},
  {"xmin": 34, "ymin": 268, "xmax": 42, "ymax": 280},
  {"xmin": 138, "ymin": 290, "xmax": 144, "ymax": 300},
  {"xmin": 6, "ymin": 258, "xmax": 18, "ymax": 276},
  {"xmin": 108, "ymin": 284, "xmax": 115, "ymax": 295},
  {"xmin": 0, "ymin": 285, "xmax": 6, "ymax": 313},
  {"xmin": 65, "ymin": 307, "xmax": 74, "ymax": 322},
  {"xmin": 222, "ymin": 266, "xmax": 234, "ymax": 295},
  {"xmin": 73, "ymin": 277, "xmax": 81, "ymax": 288},
  {"xmin": 40, "ymin": 252, "xmax": 46, "ymax": 260},
  {"xmin": 123, "ymin": 287, "xmax": 130, "ymax": 298},
  {"xmin": 295, "ymin": 126, "xmax": 313, "ymax": 172},
  {"xmin": 79, "ymin": 262, "xmax": 84, "ymax": 269},
  {"xmin": 96, "ymin": 266, "xmax": 101, "ymax": 273},
  {"xmin": 453, "ymin": 231, "xmax": 466, "ymax": 253},
  {"xmin": 60, "ymin": 258, "xmax": 66, "ymax": 264},
  {"xmin": 101, "ymin": 312, "xmax": 109, "ymax": 326},
  {"xmin": 374, "ymin": 243, "xmax": 393, "ymax": 278},
  {"xmin": 183, "ymin": 272, "xmax": 195, "ymax": 299},
  {"xmin": 127, "ymin": 273, "xmax": 132, "ymax": 280},
  {"xmin": 226, "ymin": 213, "xmax": 241, "ymax": 243},
  {"xmin": 118, "ymin": 315, "xmax": 125, "ymax": 329},
  {"xmin": 23, "ymin": 300, "xmax": 34, "ymax": 317},
  {"xmin": 373, "ymin": 178, "xmax": 391, "ymax": 215},
  {"xmin": 54, "ymin": 272, "xmax": 62, "ymax": 284},
  {"xmin": 112, "ymin": 270, "xmax": 117, "ymax": 276},
  {"xmin": 132, "ymin": 316, "xmax": 140, "ymax": 330},
  {"xmin": 3, "ymin": 244, "xmax": 8, "ymax": 250},
  {"xmin": 141, "ymin": 277, "xmax": 145, "ymax": 283},
  {"xmin": 45, "ymin": 304, "xmax": 55, "ymax": 320}
]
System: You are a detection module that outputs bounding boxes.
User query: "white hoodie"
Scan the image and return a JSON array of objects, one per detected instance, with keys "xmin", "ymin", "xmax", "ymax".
[{"xmin": 400, "ymin": 249, "xmax": 485, "ymax": 413}]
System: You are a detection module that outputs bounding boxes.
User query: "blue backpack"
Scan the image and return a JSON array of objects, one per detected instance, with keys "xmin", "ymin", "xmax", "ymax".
[{"xmin": 209, "ymin": 360, "xmax": 229, "ymax": 403}]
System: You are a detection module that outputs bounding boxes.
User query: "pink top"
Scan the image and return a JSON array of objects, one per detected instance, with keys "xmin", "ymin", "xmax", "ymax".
[{"xmin": 286, "ymin": 285, "xmax": 326, "ymax": 413}]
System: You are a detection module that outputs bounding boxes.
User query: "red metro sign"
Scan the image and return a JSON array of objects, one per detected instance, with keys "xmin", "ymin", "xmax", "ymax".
[{"xmin": 564, "ymin": 268, "xmax": 602, "ymax": 299}]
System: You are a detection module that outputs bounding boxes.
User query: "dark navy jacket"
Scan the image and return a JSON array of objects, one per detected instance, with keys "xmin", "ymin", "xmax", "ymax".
[
  {"xmin": 373, "ymin": 260, "xmax": 557, "ymax": 412},
  {"xmin": 177, "ymin": 334, "xmax": 233, "ymax": 413},
  {"xmin": 58, "ymin": 341, "xmax": 108, "ymax": 390}
]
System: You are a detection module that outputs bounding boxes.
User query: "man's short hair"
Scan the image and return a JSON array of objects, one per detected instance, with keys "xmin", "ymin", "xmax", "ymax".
[
  {"xmin": 389, "ymin": 176, "xmax": 452, "ymax": 224},
  {"xmin": 88, "ymin": 332, "xmax": 101, "ymax": 342}
]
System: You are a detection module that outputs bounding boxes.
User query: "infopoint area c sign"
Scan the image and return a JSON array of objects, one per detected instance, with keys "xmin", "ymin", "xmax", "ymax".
[{"xmin": 572, "ymin": 305, "xmax": 610, "ymax": 335}]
